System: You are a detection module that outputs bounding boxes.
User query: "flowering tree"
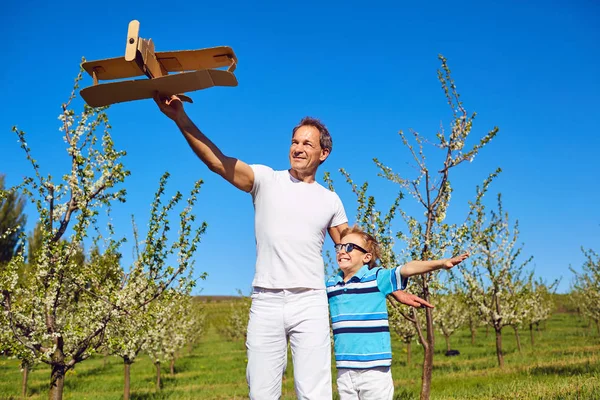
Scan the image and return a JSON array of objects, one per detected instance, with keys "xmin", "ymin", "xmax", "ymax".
[
  {"xmin": 453, "ymin": 281, "xmax": 484, "ymax": 345},
  {"xmin": 0, "ymin": 174, "xmax": 27, "ymax": 264},
  {"xmin": 502, "ymin": 273, "xmax": 530, "ymax": 354},
  {"xmin": 570, "ymin": 248, "xmax": 600, "ymax": 335},
  {"xmin": 109, "ymin": 172, "xmax": 206, "ymax": 400},
  {"xmin": 144, "ymin": 295, "xmax": 171, "ymax": 391},
  {"xmin": 215, "ymin": 291, "xmax": 251, "ymax": 342},
  {"xmin": 431, "ymin": 288, "xmax": 467, "ymax": 353},
  {"xmin": 0, "ymin": 180, "xmax": 35, "ymax": 397},
  {"xmin": 165, "ymin": 293, "xmax": 204, "ymax": 375},
  {"xmin": 503, "ymin": 274, "xmax": 556, "ymax": 353},
  {"xmin": 328, "ymin": 55, "xmax": 499, "ymax": 400},
  {"xmin": 102, "ymin": 260, "xmax": 147, "ymax": 400},
  {"xmin": 104, "ymin": 217, "xmax": 156, "ymax": 400},
  {"xmin": 0, "ymin": 67, "xmax": 130, "ymax": 400},
  {"xmin": 322, "ymin": 55, "xmax": 500, "ymax": 399},
  {"xmin": 568, "ymin": 286, "xmax": 591, "ymax": 329},
  {"xmin": 185, "ymin": 298, "xmax": 208, "ymax": 353},
  {"xmin": 522, "ymin": 277, "xmax": 556, "ymax": 347},
  {"xmin": 0, "ymin": 64, "xmax": 206, "ymax": 400},
  {"xmin": 460, "ymin": 192, "xmax": 533, "ymax": 367},
  {"xmin": 0, "ymin": 220, "xmax": 39, "ymax": 396},
  {"xmin": 144, "ymin": 289, "xmax": 203, "ymax": 391},
  {"xmin": 0, "ymin": 288, "xmax": 36, "ymax": 398},
  {"xmin": 389, "ymin": 303, "xmax": 419, "ymax": 365}
]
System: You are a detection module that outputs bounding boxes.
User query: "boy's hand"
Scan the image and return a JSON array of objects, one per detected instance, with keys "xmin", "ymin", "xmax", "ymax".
[
  {"xmin": 442, "ymin": 252, "xmax": 469, "ymax": 269},
  {"xmin": 391, "ymin": 290, "xmax": 434, "ymax": 309}
]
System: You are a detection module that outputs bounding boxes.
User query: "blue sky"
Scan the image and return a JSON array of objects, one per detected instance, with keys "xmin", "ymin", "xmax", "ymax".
[{"xmin": 1, "ymin": 0, "xmax": 599, "ymax": 295}]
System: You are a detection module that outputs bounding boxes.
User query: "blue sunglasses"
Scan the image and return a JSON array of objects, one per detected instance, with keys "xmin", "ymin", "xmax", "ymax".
[{"xmin": 334, "ymin": 243, "xmax": 369, "ymax": 254}]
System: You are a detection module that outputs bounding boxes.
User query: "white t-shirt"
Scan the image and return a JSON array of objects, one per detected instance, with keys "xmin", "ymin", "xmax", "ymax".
[{"xmin": 249, "ymin": 164, "xmax": 348, "ymax": 289}]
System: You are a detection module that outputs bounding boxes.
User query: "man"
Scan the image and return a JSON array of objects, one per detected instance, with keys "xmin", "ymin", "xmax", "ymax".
[{"xmin": 153, "ymin": 94, "xmax": 432, "ymax": 399}]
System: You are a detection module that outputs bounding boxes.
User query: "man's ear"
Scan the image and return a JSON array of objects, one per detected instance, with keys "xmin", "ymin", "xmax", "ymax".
[{"xmin": 320, "ymin": 148, "xmax": 330, "ymax": 163}]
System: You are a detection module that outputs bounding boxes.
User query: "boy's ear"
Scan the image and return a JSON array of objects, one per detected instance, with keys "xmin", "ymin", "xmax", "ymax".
[{"xmin": 363, "ymin": 253, "xmax": 373, "ymax": 263}]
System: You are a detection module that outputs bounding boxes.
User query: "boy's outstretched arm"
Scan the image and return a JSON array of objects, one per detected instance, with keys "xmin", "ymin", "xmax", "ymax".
[
  {"xmin": 401, "ymin": 252, "xmax": 470, "ymax": 278},
  {"xmin": 388, "ymin": 253, "xmax": 469, "ymax": 309}
]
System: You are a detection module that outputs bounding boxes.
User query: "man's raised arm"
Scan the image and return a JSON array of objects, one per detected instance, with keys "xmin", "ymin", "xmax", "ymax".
[{"xmin": 154, "ymin": 94, "xmax": 254, "ymax": 193}]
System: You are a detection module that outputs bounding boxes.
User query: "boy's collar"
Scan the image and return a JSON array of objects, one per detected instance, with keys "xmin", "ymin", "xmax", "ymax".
[{"xmin": 336, "ymin": 264, "xmax": 370, "ymax": 283}]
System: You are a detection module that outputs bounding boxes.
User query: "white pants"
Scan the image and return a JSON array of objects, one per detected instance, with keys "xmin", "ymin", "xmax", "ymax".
[
  {"xmin": 246, "ymin": 287, "xmax": 332, "ymax": 400},
  {"xmin": 336, "ymin": 367, "xmax": 393, "ymax": 400}
]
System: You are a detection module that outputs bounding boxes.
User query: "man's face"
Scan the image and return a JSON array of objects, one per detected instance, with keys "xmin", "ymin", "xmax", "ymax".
[{"xmin": 289, "ymin": 126, "xmax": 329, "ymax": 174}]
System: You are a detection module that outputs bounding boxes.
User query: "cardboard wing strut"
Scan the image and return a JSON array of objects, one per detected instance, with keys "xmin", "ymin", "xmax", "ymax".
[{"xmin": 80, "ymin": 20, "xmax": 238, "ymax": 107}]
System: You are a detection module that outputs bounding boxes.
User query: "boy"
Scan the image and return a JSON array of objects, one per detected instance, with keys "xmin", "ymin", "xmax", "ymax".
[{"xmin": 326, "ymin": 225, "xmax": 469, "ymax": 399}]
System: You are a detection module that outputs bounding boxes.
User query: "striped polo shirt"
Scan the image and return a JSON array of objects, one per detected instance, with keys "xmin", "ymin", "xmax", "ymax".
[{"xmin": 326, "ymin": 264, "xmax": 408, "ymax": 369}]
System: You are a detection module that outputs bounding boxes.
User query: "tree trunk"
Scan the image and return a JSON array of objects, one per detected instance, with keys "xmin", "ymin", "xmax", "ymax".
[
  {"xmin": 486, "ymin": 325, "xmax": 489, "ymax": 337},
  {"xmin": 494, "ymin": 326, "xmax": 504, "ymax": 368},
  {"xmin": 22, "ymin": 363, "xmax": 29, "ymax": 398},
  {"xmin": 170, "ymin": 357, "xmax": 175, "ymax": 375},
  {"xmin": 48, "ymin": 319, "xmax": 67, "ymax": 400},
  {"xmin": 596, "ymin": 319, "xmax": 600, "ymax": 335},
  {"xmin": 529, "ymin": 323, "xmax": 535, "ymax": 347},
  {"xmin": 469, "ymin": 319, "xmax": 476, "ymax": 345},
  {"xmin": 124, "ymin": 358, "xmax": 132, "ymax": 400},
  {"xmin": 103, "ymin": 347, "xmax": 109, "ymax": 368},
  {"xmin": 155, "ymin": 362, "xmax": 161, "ymax": 390},
  {"xmin": 513, "ymin": 326, "xmax": 522, "ymax": 353},
  {"xmin": 48, "ymin": 363, "xmax": 66, "ymax": 400},
  {"xmin": 492, "ymin": 283, "xmax": 503, "ymax": 368},
  {"xmin": 407, "ymin": 342, "xmax": 412, "ymax": 366},
  {"xmin": 419, "ymin": 305, "xmax": 434, "ymax": 400},
  {"xmin": 444, "ymin": 335, "xmax": 450, "ymax": 352}
]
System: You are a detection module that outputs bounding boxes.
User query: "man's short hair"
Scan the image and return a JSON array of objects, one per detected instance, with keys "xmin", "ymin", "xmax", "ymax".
[{"xmin": 292, "ymin": 117, "xmax": 333, "ymax": 157}]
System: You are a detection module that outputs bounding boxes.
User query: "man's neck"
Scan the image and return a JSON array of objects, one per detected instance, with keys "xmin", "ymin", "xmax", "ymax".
[{"xmin": 289, "ymin": 168, "xmax": 317, "ymax": 183}]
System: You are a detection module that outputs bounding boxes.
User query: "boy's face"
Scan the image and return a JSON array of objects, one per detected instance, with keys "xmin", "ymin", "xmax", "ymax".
[{"xmin": 336, "ymin": 233, "xmax": 372, "ymax": 277}]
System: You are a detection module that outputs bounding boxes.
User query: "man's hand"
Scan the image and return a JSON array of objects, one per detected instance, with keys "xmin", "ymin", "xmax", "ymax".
[
  {"xmin": 442, "ymin": 252, "xmax": 470, "ymax": 270},
  {"xmin": 390, "ymin": 290, "xmax": 433, "ymax": 309},
  {"xmin": 153, "ymin": 93, "xmax": 187, "ymax": 123}
]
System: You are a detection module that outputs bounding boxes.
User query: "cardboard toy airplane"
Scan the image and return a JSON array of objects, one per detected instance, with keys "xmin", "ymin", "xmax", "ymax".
[{"xmin": 80, "ymin": 20, "xmax": 238, "ymax": 107}]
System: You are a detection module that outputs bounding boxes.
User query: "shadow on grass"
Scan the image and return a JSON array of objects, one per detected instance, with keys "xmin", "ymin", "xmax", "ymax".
[
  {"xmin": 25, "ymin": 360, "xmax": 123, "ymax": 397},
  {"xmin": 432, "ymin": 363, "xmax": 464, "ymax": 373},
  {"xmin": 393, "ymin": 388, "xmax": 418, "ymax": 399},
  {"xmin": 529, "ymin": 362, "xmax": 600, "ymax": 376},
  {"xmin": 69, "ymin": 360, "xmax": 120, "ymax": 381},
  {"xmin": 27, "ymin": 377, "xmax": 48, "ymax": 397},
  {"xmin": 130, "ymin": 392, "xmax": 170, "ymax": 400},
  {"xmin": 169, "ymin": 359, "xmax": 195, "ymax": 375},
  {"xmin": 128, "ymin": 376, "xmax": 182, "ymax": 400}
]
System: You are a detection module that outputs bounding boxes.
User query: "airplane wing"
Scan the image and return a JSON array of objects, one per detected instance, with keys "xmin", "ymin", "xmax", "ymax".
[
  {"xmin": 156, "ymin": 46, "xmax": 237, "ymax": 72},
  {"xmin": 82, "ymin": 57, "xmax": 145, "ymax": 81}
]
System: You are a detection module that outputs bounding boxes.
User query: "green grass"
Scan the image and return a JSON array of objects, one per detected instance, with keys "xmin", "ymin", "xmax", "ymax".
[{"xmin": 1, "ymin": 301, "xmax": 599, "ymax": 399}]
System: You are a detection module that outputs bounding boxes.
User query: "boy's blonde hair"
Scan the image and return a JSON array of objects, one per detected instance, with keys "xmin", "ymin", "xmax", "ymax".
[{"xmin": 339, "ymin": 225, "xmax": 381, "ymax": 269}]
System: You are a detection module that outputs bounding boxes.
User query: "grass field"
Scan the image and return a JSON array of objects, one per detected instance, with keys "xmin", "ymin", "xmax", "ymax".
[{"xmin": 1, "ymin": 297, "xmax": 599, "ymax": 399}]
